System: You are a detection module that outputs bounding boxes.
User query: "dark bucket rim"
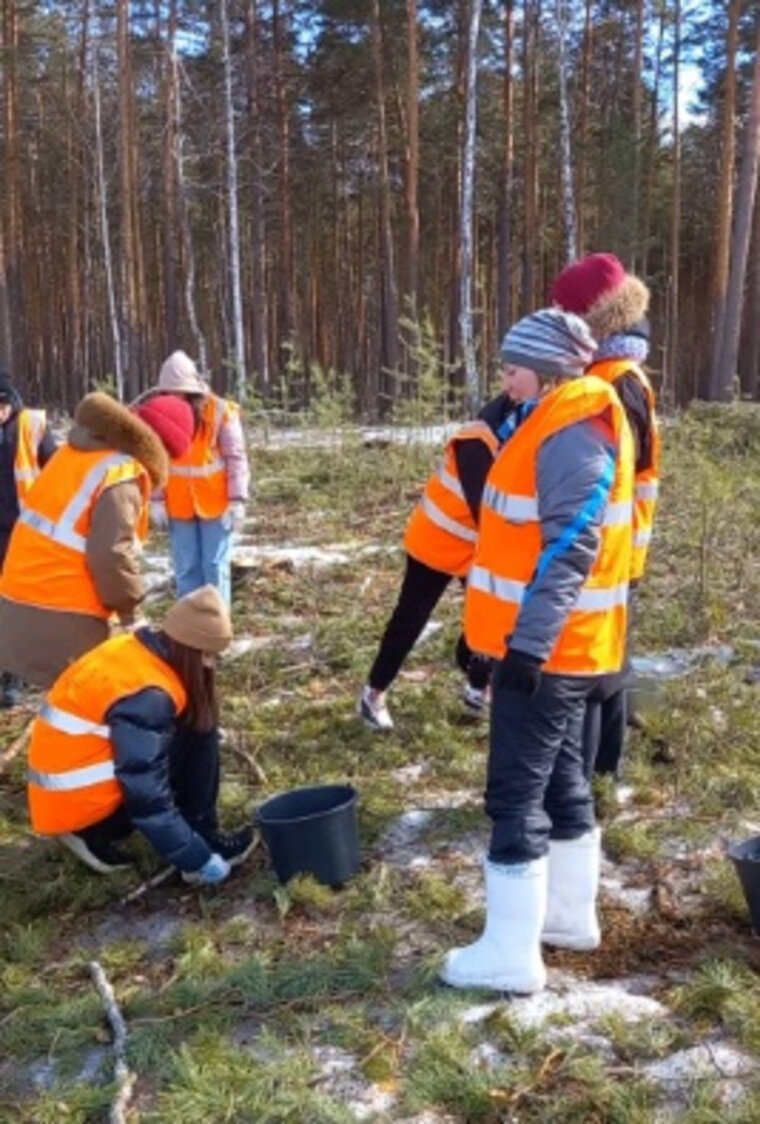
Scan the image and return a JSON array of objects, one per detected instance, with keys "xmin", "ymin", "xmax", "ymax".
[
  {"xmin": 727, "ymin": 835, "xmax": 760, "ymax": 864},
  {"xmin": 256, "ymin": 783, "xmax": 358, "ymax": 827}
]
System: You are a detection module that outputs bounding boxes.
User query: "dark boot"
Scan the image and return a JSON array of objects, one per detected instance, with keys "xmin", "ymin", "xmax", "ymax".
[{"xmin": 1, "ymin": 673, "xmax": 22, "ymax": 709}]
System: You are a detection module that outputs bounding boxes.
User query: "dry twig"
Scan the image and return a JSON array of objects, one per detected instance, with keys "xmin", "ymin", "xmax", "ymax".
[
  {"xmin": 89, "ymin": 959, "xmax": 135, "ymax": 1124},
  {"xmin": 121, "ymin": 865, "xmax": 175, "ymax": 904},
  {"xmin": 0, "ymin": 716, "xmax": 34, "ymax": 775}
]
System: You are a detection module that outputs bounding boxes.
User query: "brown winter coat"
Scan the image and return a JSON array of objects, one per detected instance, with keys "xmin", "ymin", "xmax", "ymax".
[{"xmin": 0, "ymin": 393, "xmax": 167, "ymax": 688}]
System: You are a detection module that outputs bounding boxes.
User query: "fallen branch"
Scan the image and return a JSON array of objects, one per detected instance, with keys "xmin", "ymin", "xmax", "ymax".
[
  {"xmin": 121, "ymin": 864, "xmax": 175, "ymax": 904},
  {"xmin": 0, "ymin": 716, "xmax": 35, "ymax": 775},
  {"xmin": 227, "ymin": 739, "xmax": 268, "ymax": 785},
  {"xmin": 89, "ymin": 960, "xmax": 135, "ymax": 1124}
]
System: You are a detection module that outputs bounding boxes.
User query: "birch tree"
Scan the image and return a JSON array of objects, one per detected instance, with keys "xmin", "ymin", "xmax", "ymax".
[
  {"xmin": 555, "ymin": 0, "xmax": 577, "ymax": 265},
  {"xmin": 460, "ymin": 0, "xmax": 484, "ymax": 412},
  {"xmin": 220, "ymin": 0, "xmax": 246, "ymax": 399}
]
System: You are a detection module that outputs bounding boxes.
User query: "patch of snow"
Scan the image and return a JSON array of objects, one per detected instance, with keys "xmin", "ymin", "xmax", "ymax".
[
  {"xmin": 644, "ymin": 1040, "xmax": 754, "ymax": 1104},
  {"xmin": 470, "ymin": 1041, "xmax": 509, "ymax": 1069},
  {"xmin": 251, "ymin": 422, "xmax": 461, "ymax": 450},
  {"xmin": 222, "ymin": 635, "xmax": 274, "ymax": 661},
  {"xmin": 632, "ymin": 644, "xmax": 735, "ymax": 682},
  {"xmin": 415, "ymin": 620, "xmax": 444, "ymax": 648},
  {"xmin": 379, "ymin": 810, "xmax": 434, "ymax": 864},
  {"xmin": 232, "ymin": 541, "xmax": 396, "ymax": 571},
  {"xmin": 391, "ymin": 762, "xmax": 430, "ymax": 784},
  {"xmin": 87, "ymin": 910, "xmax": 181, "ymax": 953},
  {"xmin": 310, "ymin": 1045, "xmax": 397, "ymax": 1121},
  {"xmin": 509, "ymin": 974, "xmax": 666, "ymax": 1031}
]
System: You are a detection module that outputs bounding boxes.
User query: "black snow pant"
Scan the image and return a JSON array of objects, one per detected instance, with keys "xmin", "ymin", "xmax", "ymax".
[
  {"xmin": 368, "ymin": 553, "xmax": 491, "ymax": 692},
  {"xmin": 580, "ymin": 586, "xmax": 639, "ymax": 780},
  {"xmin": 79, "ymin": 727, "xmax": 221, "ymax": 848},
  {"xmin": 487, "ymin": 671, "xmax": 600, "ymax": 864}
]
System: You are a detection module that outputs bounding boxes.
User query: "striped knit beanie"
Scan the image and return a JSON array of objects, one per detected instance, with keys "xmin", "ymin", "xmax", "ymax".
[{"xmin": 500, "ymin": 308, "xmax": 597, "ymax": 380}]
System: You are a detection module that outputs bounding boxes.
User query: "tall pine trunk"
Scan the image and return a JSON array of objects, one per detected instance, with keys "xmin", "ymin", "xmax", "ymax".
[{"xmin": 712, "ymin": 14, "xmax": 760, "ymax": 402}]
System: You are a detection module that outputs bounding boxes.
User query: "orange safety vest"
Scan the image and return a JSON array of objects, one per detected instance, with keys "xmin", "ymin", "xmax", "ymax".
[
  {"xmin": 165, "ymin": 395, "xmax": 235, "ymax": 520},
  {"xmin": 465, "ymin": 376, "xmax": 634, "ymax": 675},
  {"xmin": 403, "ymin": 421, "xmax": 501, "ymax": 577},
  {"xmin": 28, "ymin": 633, "xmax": 187, "ymax": 835},
  {"xmin": 0, "ymin": 445, "xmax": 150, "ymax": 619},
  {"xmin": 14, "ymin": 408, "xmax": 47, "ymax": 501},
  {"xmin": 589, "ymin": 358, "xmax": 660, "ymax": 582}
]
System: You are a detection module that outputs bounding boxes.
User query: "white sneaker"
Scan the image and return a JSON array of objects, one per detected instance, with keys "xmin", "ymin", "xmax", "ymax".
[
  {"xmin": 358, "ymin": 686, "xmax": 394, "ymax": 731},
  {"xmin": 462, "ymin": 683, "xmax": 487, "ymax": 718}
]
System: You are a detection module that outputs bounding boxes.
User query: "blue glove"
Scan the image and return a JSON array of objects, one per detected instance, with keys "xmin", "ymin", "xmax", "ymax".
[{"xmin": 183, "ymin": 852, "xmax": 230, "ymax": 885}]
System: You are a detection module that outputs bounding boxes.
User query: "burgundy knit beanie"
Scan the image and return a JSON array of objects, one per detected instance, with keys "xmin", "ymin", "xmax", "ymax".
[
  {"xmin": 550, "ymin": 253, "xmax": 627, "ymax": 315},
  {"xmin": 550, "ymin": 253, "xmax": 650, "ymax": 342},
  {"xmin": 133, "ymin": 394, "xmax": 194, "ymax": 458}
]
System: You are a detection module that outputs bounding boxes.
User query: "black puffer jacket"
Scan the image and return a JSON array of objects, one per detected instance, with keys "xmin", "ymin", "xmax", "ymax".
[
  {"xmin": 0, "ymin": 399, "xmax": 57, "ymax": 534},
  {"xmin": 105, "ymin": 630, "xmax": 213, "ymax": 873}
]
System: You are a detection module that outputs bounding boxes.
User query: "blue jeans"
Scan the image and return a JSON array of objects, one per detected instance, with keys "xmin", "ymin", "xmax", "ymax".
[{"xmin": 168, "ymin": 517, "xmax": 232, "ymax": 606}]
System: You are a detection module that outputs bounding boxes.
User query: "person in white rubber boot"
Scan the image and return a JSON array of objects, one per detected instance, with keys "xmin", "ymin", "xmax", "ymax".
[{"xmin": 440, "ymin": 309, "xmax": 635, "ymax": 993}]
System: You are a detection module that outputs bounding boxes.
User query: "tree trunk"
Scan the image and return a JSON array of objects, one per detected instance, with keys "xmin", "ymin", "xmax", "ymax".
[
  {"xmin": 665, "ymin": 0, "xmax": 681, "ymax": 407},
  {"xmin": 405, "ymin": 0, "xmax": 419, "ymax": 319},
  {"xmin": 161, "ymin": 0, "xmax": 179, "ymax": 352},
  {"xmin": 576, "ymin": 0, "xmax": 592, "ymax": 256},
  {"xmin": 370, "ymin": 0, "xmax": 399, "ymax": 403},
  {"xmin": 743, "ymin": 182, "xmax": 760, "ymax": 398},
  {"xmin": 521, "ymin": 0, "xmax": 540, "ymax": 312},
  {"xmin": 220, "ymin": 0, "xmax": 246, "ymax": 399},
  {"xmin": 175, "ymin": 49, "xmax": 207, "ymax": 373},
  {"xmin": 273, "ymin": 0, "xmax": 294, "ymax": 370},
  {"xmin": 709, "ymin": 0, "xmax": 741, "ymax": 396},
  {"xmin": 117, "ymin": 0, "xmax": 139, "ymax": 397},
  {"xmin": 246, "ymin": 0, "xmax": 269, "ymax": 390},
  {"xmin": 460, "ymin": 0, "xmax": 484, "ymax": 412},
  {"xmin": 497, "ymin": 0, "xmax": 515, "ymax": 338},
  {"xmin": 93, "ymin": 29, "xmax": 124, "ymax": 399},
  {"xmin": 555, "ymin": 0, "xmax": 577, "ymax": 265},
  {"xmin": 712, "ymin": 14, "xmax": 760, "ymax": 402},
  {"xmin": 631, "ymin": 0, "xmax": 644, "ymax": 270}
]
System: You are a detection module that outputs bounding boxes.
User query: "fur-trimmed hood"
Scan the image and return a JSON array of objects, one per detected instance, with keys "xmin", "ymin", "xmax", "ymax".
[
  {"xmin": 581, "ymin": 275, "xmax": 650, "ymax": 344},
  {"xmin": 69, "ymin": 392, "xmax": 168, "ymax": 488}
]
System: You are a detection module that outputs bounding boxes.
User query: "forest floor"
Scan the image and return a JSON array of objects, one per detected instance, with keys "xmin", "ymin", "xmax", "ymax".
[{"xmin": 5, "ymin": 404, "xmax": 760, "ymax": 1122}]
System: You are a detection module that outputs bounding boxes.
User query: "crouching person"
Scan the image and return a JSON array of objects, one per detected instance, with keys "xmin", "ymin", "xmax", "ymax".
[
  {"xmin": 27, "ymin": 585, "xmax": 254, "ymax": 884},
  {"xmin": 440, "ymin": 310, "xmax": 634, "ymax": 994}
]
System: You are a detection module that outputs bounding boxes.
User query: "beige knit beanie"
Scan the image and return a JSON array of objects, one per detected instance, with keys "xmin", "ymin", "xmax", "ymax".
[{"xmin": 163, "ymin": 585, "xmax": 232, "ymax": 654}]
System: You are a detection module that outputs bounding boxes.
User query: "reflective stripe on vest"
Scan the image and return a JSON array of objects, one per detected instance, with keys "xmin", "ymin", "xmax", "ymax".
[
  {"xmin": 169, "ymin": 458, "xmax": 225, "ymax": 478},
  {"xmin": 634, "ymin": 527, "xmax": 652, "ymax": 548},
  {"xmin": 14, "ymin": 409, "xmax": 46, "ymax": 495},
  {"xmin": 16, "ymin": 452, "xmax": 133, "ymax": 554},
  {"xmin": 420, "ymin": 495, "xmax": 478, "ymax": 542},
  {"xmin": 483, "ymin": 483, "xmax": 632, "ymax": 528},
  {"xmin": 28, "ymin": 761, "xmax": 116, "ymax": 792},
  {"xmin": 469, "ymin": 564, "xmax": 628, "ymax": 613},
  {"xmin": 438, "ymin": 464, "xmax": 465, "ymax": 500},
  {"xmin": 39, "ymin": 703, "xmax": 111, "ymax": 738},
  {"xmin": 636, "ymin": 481, "xmax": 659, "ymax": 501}
]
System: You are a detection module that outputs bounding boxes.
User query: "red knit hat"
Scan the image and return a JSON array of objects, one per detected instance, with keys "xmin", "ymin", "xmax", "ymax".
[
  {"xmin": 550, "ymin": 253, "xmax": 649, "ymax": 342},
  {"xmin": 133, "ymin": 394, "xmax": 194, "ymax": 458}
]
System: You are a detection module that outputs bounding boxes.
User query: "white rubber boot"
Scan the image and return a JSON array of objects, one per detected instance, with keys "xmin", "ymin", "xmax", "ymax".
[
  {"xmin": 440, "ymin": 856, "xmax": 547, "ymax": 993},
  {"xmin": 542, "ymin": 827, "xmax": 601, "ymax": 950}
]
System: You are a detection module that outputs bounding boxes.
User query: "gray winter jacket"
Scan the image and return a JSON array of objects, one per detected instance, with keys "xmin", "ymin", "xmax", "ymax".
[{"xmin": 509, "ymin": 417, "xmax": 617, "ymax": 663}]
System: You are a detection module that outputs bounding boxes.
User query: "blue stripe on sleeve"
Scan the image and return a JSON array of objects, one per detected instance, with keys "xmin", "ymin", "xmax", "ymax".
[{"xmin": 521, "ymin": 445, "xmax": 616, "ymax": 607}]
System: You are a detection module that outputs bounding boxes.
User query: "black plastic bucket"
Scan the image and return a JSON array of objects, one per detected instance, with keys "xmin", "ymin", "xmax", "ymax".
[
  {"xmin": 728, "ymin": 835, "xmax": 760, "ymax": 933},
  {"xmin": 256, "ymin": 784, "xmax": 360, "ymax": 886}
]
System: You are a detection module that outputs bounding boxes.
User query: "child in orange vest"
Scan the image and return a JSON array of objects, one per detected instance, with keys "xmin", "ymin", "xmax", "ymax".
[
  {"xmin": 28, "ymin": 585, "xmax": 254, "ymax": 881},
  {"xmin": 0, "ymin": 371, "xmax": 57, "ymax": 706},
  {"xmin": 441, "ymin": 309, "xmax": 634, "ymax": 994},
  {"xmin": 358, "ymin": 387, "xmax": 515, "ymax": 731},
  {"xmin": 146, "ymin": 351, "xmax": 250, "ymax": 608},
  {"xmin": 550, "ymin": 253, "xmax": 660, "ymax": 781}
]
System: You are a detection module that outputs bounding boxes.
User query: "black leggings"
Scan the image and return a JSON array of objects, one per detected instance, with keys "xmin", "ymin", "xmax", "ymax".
[{"xmin": 368, "ymin": 554, "xmax": 491, "ymax": 692}]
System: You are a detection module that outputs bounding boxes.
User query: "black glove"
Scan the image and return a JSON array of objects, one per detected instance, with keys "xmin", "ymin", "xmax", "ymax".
[{"xmin": 495, "ymin": 648, "xmax": 542, "ymax": 697}]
